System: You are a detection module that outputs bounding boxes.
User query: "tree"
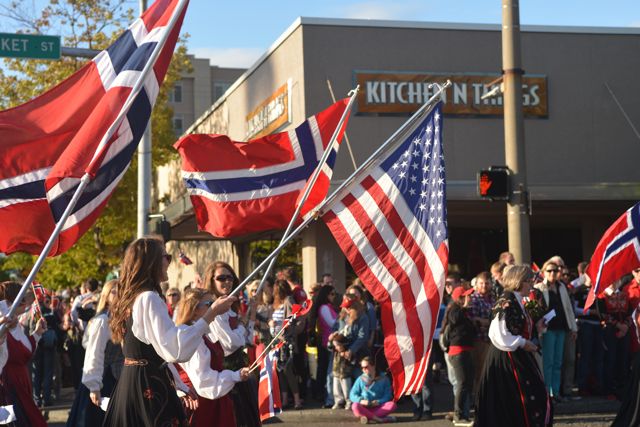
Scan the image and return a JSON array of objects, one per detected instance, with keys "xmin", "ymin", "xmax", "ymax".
[{"xmin": 0, "ymin": 0, "xmax": 191, "ymax": 288}]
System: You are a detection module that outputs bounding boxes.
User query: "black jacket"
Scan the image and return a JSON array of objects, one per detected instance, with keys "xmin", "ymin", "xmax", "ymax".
[{"xmin": 444, "ymin": 302, "xmax": 476, "ymax": 347}]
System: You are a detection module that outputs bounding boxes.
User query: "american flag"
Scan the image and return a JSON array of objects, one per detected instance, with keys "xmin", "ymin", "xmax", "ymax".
[
  {"xmin": 323, "ymin": 102, "xmax": 447, "ymax": 400},
  {"xmin": 258, "ymin": 349, "xmax": 281, "ymax": 421},
  {"xmin": 0, "ymin": 0, "xmax": 187, "ymax": 256},
  {"xmin": 175, "ymin": 99, "xmax": 350, "ymax": 238},
  {"xmin": 584, "ymin": 201, "xmax": 640, "ymax": 311}
]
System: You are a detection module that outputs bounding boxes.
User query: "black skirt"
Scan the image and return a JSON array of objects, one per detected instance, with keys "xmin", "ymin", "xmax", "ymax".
[
  {"xmin": 229, "ymin": 377, "xmax": 262, "ymax": 427},
  {"xmin": 67, "ymin": 369, "xmax": 116, "ymax": 427},
  {"xmin": 612, "ymin": 351, "xmax": 640, "ymax": 427},
  {"xmin": 103, "ymin": 318, "xmax": 187, "ymax": 427},
  {"xmin": 475, "ymin": 346, "xmax": 552, "ymax": 427}
]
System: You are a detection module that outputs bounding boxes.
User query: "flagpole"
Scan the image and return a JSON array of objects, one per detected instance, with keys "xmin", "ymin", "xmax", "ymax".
[
  {"xmin": 228, "ymin": 81, "xmax": 451, "ymax": 296},
  {"xmin": 0, "ymin": 173, "xmax": 91, "ymax": 332},
  {"xmin": 231, "ymin": 87, "xmax": 360, "ymax": 298},
  {"xmin": 0, "ymin": 0, "xmax": 190, "ymax": 334}
]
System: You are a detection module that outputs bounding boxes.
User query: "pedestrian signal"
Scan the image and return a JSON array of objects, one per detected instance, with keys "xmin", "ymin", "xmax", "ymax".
[{"xmin": 477, "ymin": 168, "xmax": 509, "ymax": 200}]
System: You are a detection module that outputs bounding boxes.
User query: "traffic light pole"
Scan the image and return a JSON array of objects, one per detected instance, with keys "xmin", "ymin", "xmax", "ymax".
[{"xmin": 502, "ymin": 0, "xmax": 531, "ymax": 264}]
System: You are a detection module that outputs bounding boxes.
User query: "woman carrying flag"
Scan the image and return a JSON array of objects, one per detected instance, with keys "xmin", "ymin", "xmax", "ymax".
[
  {"xmin": 104, "ymin": 238, "xmax": 235, "ymax": 426},
  {"xmin": 175, "ymin": 287, "xmax": 250, "ymax": 426}
]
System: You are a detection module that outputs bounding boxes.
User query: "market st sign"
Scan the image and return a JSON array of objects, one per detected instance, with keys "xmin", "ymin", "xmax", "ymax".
[
  {"xmin": 245, "ymin": 79, "xmax": 292, "ymax": 139},
  {"xmin": 355, "ymin": 71, "xmax": 548, "ymax": 117}
]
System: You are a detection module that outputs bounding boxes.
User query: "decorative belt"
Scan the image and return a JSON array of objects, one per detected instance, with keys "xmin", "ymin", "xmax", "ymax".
[{"xmin": 124, "ymin": 358, "xmax": 148, "ymax": 366}]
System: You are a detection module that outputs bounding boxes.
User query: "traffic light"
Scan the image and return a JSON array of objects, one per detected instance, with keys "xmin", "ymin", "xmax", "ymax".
[{"xmin": 477, "ymin": 167, "xmax": 509, "ymax": 200}]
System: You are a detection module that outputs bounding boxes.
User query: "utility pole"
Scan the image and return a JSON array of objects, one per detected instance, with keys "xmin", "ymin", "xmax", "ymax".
[
  {"xmin": 501, "ymin": 0, "xmax": 531, "ymax": 263},
  {"xmin": 137, "ymin": 0, "xmax": 152, "ymax": 238}
]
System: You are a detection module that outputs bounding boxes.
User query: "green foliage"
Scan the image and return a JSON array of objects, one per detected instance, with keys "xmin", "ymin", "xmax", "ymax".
[
  {"xmin": 0, "ymin": 0, "xmax": 191, "ymax": 288},
  {"xmin": 248, "ymin": 239, "xmax": 302, "ymax": 279}
]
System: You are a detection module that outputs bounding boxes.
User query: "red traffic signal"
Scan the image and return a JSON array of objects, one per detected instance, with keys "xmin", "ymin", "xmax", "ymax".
[{"xmin": 477, "ymin": 168, "xmax": 509, "ymax": 200}]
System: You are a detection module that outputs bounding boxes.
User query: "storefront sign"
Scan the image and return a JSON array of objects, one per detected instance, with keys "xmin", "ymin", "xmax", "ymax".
[
  {"xmin": 355, "ymin": 71, "xmax": 547, "ymax": 117},
  {"xmin": 246, "ymin": 79, "xmax": 291, "ymax": 139}
]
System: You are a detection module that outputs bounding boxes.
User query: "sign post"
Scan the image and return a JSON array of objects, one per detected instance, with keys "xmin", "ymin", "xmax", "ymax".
[{"xmin": 0, "ymin": 33, "xmax": 61, "ymax": 59}]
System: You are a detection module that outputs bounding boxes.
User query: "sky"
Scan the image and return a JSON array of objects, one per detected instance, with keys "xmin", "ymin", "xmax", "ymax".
[{"xmin": 182, "ymin": 0, "xmax": 640, "ymax": 68}]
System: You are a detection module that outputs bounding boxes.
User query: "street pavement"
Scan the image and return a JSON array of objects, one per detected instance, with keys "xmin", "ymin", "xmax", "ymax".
[{"xmin": 47, "ymin": 381, "xmax": 619, "ymax": 426}]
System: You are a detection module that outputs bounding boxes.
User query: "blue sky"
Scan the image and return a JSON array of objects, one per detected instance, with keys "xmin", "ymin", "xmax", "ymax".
[{"xmin": 183, "ymin": 0, "xmax": 640, "ymax": 67}]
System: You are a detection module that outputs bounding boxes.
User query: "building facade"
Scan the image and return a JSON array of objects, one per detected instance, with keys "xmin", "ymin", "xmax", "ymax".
[{"xmin": 157, "ymin": 18, "xmax": 640, "ymax": 291}]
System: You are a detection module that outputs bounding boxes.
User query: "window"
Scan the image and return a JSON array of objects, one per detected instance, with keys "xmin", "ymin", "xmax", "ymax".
[
  {"xmin": 173, "ymin": 115, "xmax": 184, "ymax": 136},
  {"xmin": 213, "ymin": 81, "xmax": 231, "ymax": 101},
  {"xmin": 170, "ymin": 83, "xmax": 183, "ymax": 103}
]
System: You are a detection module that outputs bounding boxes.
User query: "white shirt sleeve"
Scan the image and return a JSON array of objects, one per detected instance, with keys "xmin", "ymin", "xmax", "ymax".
[
  {"xmin": 488, "ymin": 315, "xmax": 526, "ymax": 351},
  {"xmin": 319, "ymin": 305, "xmax": 337, "ymax": 328},
  {"xmin": 208, "ymin": 310, "xmax": 247, "ymax": 356},
  {"xmin": 167, "ymin": 363, "xmax": 190, "ymax": 394},
  {"xmin": 0, "ymin": 341, "xmax": 7, "ymax": 375},
  {"xmin": 179, "ymin": 340, "xmax": 241, "ymax": 400},
  {"xmin": 81, "ymin": 314, "xmax": 110, "ymax": 392},
  {"xmin": 131, "ymin": 291, "xmax": 209, "ymax": 363}
]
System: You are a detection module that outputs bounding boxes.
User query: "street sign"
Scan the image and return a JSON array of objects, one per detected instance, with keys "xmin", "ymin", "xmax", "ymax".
[{"xmin": 0, "ymin": 32, "xmax": 61, "ymax": 59}]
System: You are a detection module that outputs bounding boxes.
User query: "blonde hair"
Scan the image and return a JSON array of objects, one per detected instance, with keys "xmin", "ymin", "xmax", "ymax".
[
  {"xmin": 175, "ymin": 287, "xmax": 209, "ymax": 326},
  {"xmin": 96, "ymin": 280, "xmax": 118, "ymax": 314},
  {"xmin": 501, "ymin": 265, "xmax": 534, "ymax": 292}
]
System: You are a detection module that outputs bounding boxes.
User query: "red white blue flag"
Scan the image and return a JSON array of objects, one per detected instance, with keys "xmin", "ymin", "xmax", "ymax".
[
  {"xmin": 258, "ymin": 349, "xmax": 281, "ymax": 421},
  {"xmin": 0, "ymin": 0, "xmax": 188, "ymax": 256},
  {"xmin": 584, "ymin": 202, "xmax": 640, "ymax": 311},
  {"xmin": 322, "ymin": 102, "xmax": 448, "ymax": 400},
  {"xmin": 174, "ymin": 99, "xmax": 350, "ymax": 238}
]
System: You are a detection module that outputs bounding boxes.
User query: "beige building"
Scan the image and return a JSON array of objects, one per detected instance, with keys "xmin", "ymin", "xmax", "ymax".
[{"xmin": 157, "ymin": 18, "xmax": 640, "ymax": 291}]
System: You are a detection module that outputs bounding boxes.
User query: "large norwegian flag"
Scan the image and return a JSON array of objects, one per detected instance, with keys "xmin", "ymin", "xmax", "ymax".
[
  {"xmin": 175, "ymin": 99, "xmax": 350, "ymax": 238},
  {"xmin": 322, "ymin": 102, "xmax": 447, "ymax": 400},
  {"xmin": 258, "ymin": 349, "xmax": 282, "ymax": 421},
  {"xmin": 0, "ymin": 0, "xmax": 188, "ymax": 256},
  {"xmin": 584, "ymin": 202, "xmax": 640, "ymax": 311}
]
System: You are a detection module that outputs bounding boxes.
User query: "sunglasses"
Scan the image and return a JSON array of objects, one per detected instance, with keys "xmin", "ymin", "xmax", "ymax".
[
  {"xmin": 215, "ymin": 274, "xmax": 234, "ymax": 282},
  {"xmin": 167, "ymin": 293, "xmax": 179, "ymax": 297},
  {"xmin": 163, "ymin": 254, "xmax": 173, "ymax": 263},
  {"xmin": 633, "ymin": 269, "xmax": 640, "ymax": 273},
  {"xmin": 545, "ymin": 269, "xmax": 558, "ymax": 273},
  {"xmin": 197, "ymin": 300, "xmax": 214, "ymax": 308}
]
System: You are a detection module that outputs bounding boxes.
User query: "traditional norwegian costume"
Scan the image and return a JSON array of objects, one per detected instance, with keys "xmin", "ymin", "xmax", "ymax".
[
  {"xmin": 103, "ymin": 291, "xmax": 209, "ymax": 427},
  {"xmin": 176, "ymin": 335, "xmax": 239, "ymax": 427},
  {"xmin": 475, "ymin": 290, "xmax": 552, "ymax": 427},
  {"xmin": 67, "ymin": 311, "xmax": 123, "ymax": 426},
  {"xmin": 611, "ymin": 304, "xmax": 640, "ymax": 427}
]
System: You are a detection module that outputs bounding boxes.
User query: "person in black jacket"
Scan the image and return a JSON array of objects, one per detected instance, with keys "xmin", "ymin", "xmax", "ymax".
[{"xmin": 443, "ymin": 286, "xmax": 476, "ymax": 426}]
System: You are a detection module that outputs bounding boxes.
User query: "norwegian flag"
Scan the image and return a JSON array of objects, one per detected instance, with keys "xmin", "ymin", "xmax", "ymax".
[
  {"xmin": 178, "ymin": 250, "xmax": 193, "ymax": 265},
  {"xmin": 0, "ymin": 0, "xmax": 188, "ymax": 256},
  {"xmin": 322, "ymin": 102, "xmax": 447, "ymax": 400},
  {"xmin": 175, "ymin": 99, "xmax": 350, "ymax": 238},
  {"xmin": 584, "ymin": 202, "xmax": 640, "ymax": 311},
  {"xmin": 258, "ymin": 349, "xmax": 281, "ymax": 421},
  {"xmin": 32, "ymin": 282, "xmax": 47, "ymax": 301}
]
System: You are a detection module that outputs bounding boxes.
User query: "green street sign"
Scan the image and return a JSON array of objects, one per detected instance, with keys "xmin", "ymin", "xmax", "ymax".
[{"xmin": 0, "ymin": 33, "xmax": 61, "ymax": 59}]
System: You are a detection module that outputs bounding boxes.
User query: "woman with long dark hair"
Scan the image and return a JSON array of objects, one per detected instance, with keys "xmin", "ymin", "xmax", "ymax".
[
  {"xmin": 67, "ymin": 280, "xmax": 122, "ymax": 426},
  {"xmin": 175, "ymin": 288, "xmax": 250, "ymax": 427},
  {"xmin": 204, "ymin": 260, "xmax": 260, "ymax": 427},
  {"xmin": 309, "ymin": 284, "xmax": 337, "ymax": 406},
  {"xmin": 103, "ymin": 238, "xmax": 235, "ymax": 426},
  {"xmin": 475, "ymin": 265, "xmax": 551, "ymax": 427}
]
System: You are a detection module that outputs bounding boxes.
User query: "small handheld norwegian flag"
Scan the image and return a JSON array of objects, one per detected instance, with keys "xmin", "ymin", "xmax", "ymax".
[{"xmin": 178, "ymin": 250, "xmax": 193, "ymax": 265}]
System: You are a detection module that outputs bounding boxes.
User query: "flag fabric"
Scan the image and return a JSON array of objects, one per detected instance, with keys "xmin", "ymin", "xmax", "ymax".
[
  {"xmin": 175, "ymin": 99, "xmax": 351, "ymax": 238},
  {"xmin": 258, "ymin": 349, "xmax": 281, "ymax": 422},
  {"xmin": 322, "ymin": 102, "xmax": 447, "ymax": 400},
  {"xmin": 0, "ymin": 0, "xmax": 188, "ymax": 256},
  {"xmin": 178, "ymin": 250, "xmax": 193, "ymax": 265},
  {"xmin": 32, "ymin": 282, "xmax": 47, "ymax": 301},
  {"xmin": 584, "ymin": 201, "xmax": 640, "ymax": 311}
]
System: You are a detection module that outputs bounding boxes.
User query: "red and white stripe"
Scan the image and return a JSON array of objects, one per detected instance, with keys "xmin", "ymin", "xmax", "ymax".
[{"xmin": 323, "ymin": 166, "xmax": 448, "ymax": 399}]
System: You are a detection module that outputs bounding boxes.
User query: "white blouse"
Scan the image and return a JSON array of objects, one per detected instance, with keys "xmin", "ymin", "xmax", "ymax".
[
  {"xmin": 178, "ymin": 338, "xmax": 241, "ymax": 400},
  {"xmin": 81, "ymin": 313, "xmax": 110, "ymax": 392},
  {"xmin": 208, "ymin": 309, "xmax": 252, "ymax": 357},
  {"xmin": 488, "ymin": 291, "xmax": 526, "ymax": 352},
  {"xmin": 131, "ymin": 291, "xmax": 209, "ymax": 363}
]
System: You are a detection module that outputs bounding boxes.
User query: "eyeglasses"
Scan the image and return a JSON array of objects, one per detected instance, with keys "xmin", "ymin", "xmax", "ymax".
[
  {"xmin": 163, "ymin": 254, "xmax": 173, "ymax": 263},
  {"xmin": 545, "ymin": 269, "xmax": 558, "ymax": 273},
  {"xmin": 197, "ymin": 300, "xmax": 214, "ymax": 308},
  {"xmin": 361, "ymin": 364, "xmax": 371, "ymax": 369},
  {"xmin": 215, "ymin": 274, "xmax": 234, "ymax": 282}
]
